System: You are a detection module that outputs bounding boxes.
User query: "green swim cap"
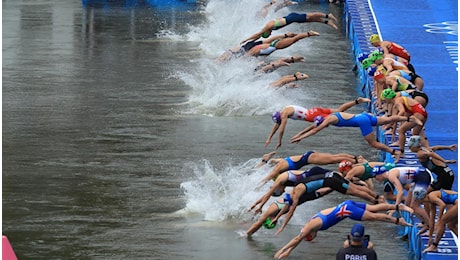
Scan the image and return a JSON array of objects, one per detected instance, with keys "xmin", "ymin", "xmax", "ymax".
[
  {"xmin": 369, "ymin": 50, "xmax": 383, "ymax": 61},
  {"xmin": 261, "ymin": 31, "xmax": 270, "ymax": 38},
  {"xmin": 361, "ymin": 58, "xmax": 373, "ymax": 69},
  {"xmin": 381, "ymin": 88, "xmax": 396, "ymax": 99},
  {"xmin": 262, "ymin": 218, "xmax": 277, "ymax": 229}
]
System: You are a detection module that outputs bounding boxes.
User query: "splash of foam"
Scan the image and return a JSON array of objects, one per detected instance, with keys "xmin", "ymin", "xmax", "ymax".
[
  {"xmin": 179, "ymin": 158, "xmax": 275, "ymax": 221},
  {"xmin": 172, "ymin": 0, "xmax": 309, "ymax": 116}
]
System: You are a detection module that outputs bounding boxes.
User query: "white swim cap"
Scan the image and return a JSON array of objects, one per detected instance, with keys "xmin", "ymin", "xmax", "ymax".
[
  {"xmin": 407, "ymin": 135, "xmax": 421, "ymax": 148},
  {"xmin": 412, "ymin": 186, "xmax": 427, "ymax": 200}
]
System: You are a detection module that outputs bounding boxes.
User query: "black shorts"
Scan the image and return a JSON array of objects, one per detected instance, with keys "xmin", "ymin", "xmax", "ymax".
[
  {"xmin": 410, "ymin": 72, "xmax": 422, "ymax": 84},
  {"xmin": 383, "ymin": 180, "xmax": 395, "ymax": 193},
  {"xmin": 410, "ymin": 90, "xmax": 429, "ymax": 106},
  {"xmin": 430, "ymin": 167, "xmax": 455, "ymax": 190},
  {"xmin": 323, "ymin": 172, "xmax": 349, "ymax": 194}
]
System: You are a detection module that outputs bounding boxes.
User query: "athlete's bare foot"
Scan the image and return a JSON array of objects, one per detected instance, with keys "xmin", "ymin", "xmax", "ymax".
[
  {"xmin": 417, "ymin": 225, "xmax": 429, "ymax": 235},
  {"xmin": 423, "ymin": 245, "xmax": 438, "ymax": 253},
  {"xmin": 326, "ymin": 20, "xmax": 338, "ymax": 30},
  {"xmin": 397, "ymin": 217, "xmax": 412, "ymax": 227},
  {"xmin": 419, "ymin": 230, "xmax": 429, "ymax": 236},
  {"xmin": 377, "ymin": 195, "xmax": 386, "ymax": 204},
  {"xmin": 356, "ymin": 97, "xmax": 371, "ymax": 104},
  {"xmin": 328, "ymin": 13, "xmax": 338, "ymax": 23},
  {"xmin": 307, "ymin": 30, "xmax": 320, "ymax": 36},
  {"xmin": 409, "ymin": 115, "xmax": 423, "ymax": 126},
  {"xmin": 389, "ymin": 141, "xmax": 399, "ymax": 147},
  {"xmin": 393, "ymin": 149, "xmax": 402, "ymax": 163},
  {"xmin": 384, "ymin": 129, "xmax": 394, "ymax": 135},
  {"xmin": 381, "ymin": 124, "xmax": 393, "ymax": 130},
  {"xmin": 387, "ymin": 209, "xmax": 396, "ymax": 217},
  {"xmin": 284, "ymin": 55, "xmax": 304, "ymax": 63},
  {"xmin": 398, "ymin": 203, "xmax": 414, "ymax": 214},
  {"xmin": 286, "ymin": 83, "xmax": 301, "ymax": 89}
]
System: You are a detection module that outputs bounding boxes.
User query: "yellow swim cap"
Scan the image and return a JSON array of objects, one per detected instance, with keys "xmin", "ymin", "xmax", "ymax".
[{"xmin": 369, "ymin": 34, "xmax": 380, "ymax": 43}]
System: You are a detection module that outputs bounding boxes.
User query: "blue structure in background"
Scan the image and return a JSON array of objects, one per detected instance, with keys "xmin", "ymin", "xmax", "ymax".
[
  {"xmin": 344, "ymin": 0, "xmax": 458, "ymax": 259},
  {"xmin": 82, "ymin": 0, "xmax": 197, "ymax": 8}
]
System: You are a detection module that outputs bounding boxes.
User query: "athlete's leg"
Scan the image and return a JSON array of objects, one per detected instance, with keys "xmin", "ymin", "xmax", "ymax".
[
  {"xmin": 365, "ymin": 202, "xmax": 414, "ymax": 214},
  {"xmin": 332, "ymin": 97, "xmax": 371, "ymax": 113},
  {"xmin": 376, "ymin": 114, "xmax": 422, "ymax": 126},
  {"xmin": 413, "ymin": 76, "xmax": 424, "ymax": 90},
  {"xmin": 345, "ymin": 182, "xmax": 376, "ymax": 202},
  {"xmin": 393, "ymin": 121, "xmax": 419, "ymax": 155},
  {"xmin": 361, "ymin": 211, "xmax": 412, "ymax": 226},
  {"xmin": 260, "ymin": 159, "xmax": 290, "ymax": 185},
  {"xmin": 424, "ymin": 204, "xmax": 458, "ymax": 252},
  {"xmin": 274, "ymin": 34, "xmax": 308, "ymax": 49},
  {"xmin": 308, "ymin": 152, "xmax": 355, "ymax": 165},
  {"xmin": 363, "ymin": 133, "xmax": 402, "ymax": 162},
  {"xmin": 305, "ymin": 12, "xmax": 338, "ymax": 29}
]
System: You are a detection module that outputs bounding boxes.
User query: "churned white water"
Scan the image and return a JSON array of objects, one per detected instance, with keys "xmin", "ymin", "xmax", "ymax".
[
  {"xmin": 169, "ymin": 0, "xmax": 317, "ymax": 116},
  {"xmin": 175, "ymin": 0, "xmax": 344, "ymax": 223}
]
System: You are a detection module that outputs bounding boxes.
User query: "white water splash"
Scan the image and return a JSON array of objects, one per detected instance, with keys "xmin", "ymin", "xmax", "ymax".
[
  {"xmin": 179, "ymin": 158, "xmax": 274, "ymax": 221},
  {"xmin": 165, "ymin": 0, "xmax": 314, "ymax": 116}
]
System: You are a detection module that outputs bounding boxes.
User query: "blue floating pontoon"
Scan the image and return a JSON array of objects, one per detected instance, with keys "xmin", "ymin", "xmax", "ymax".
[
  {"xmin": 344, "ymin": 0, "xmax": 458, "ymax": 259},
  {"xmin": 82, "ymin": 0, "xmax": 197, "ymax": 8}
]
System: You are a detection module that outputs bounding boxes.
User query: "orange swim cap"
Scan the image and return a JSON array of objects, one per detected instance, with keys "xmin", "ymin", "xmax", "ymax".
[
  {"xmin": 373, "ymin": 69, "xmax": 386, "ymax": 80},
  {"xmin": 338, "ymin": 160, "xmax": 353, "ymax": 173}
]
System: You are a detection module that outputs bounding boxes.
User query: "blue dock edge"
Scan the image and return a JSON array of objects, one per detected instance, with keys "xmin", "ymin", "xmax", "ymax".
[
  {"xmin": 343, "ymin": 0, "xmax": 458, "ymax": 259},
  {"xmin": 82, "ymin": 0, "xmax": 197, "ymax": 8}
]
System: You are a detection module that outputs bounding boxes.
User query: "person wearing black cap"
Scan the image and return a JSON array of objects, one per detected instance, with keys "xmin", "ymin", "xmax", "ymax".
[{"xmin": 336, "ymin": 224, "xmax": 377, "ymax": 260}]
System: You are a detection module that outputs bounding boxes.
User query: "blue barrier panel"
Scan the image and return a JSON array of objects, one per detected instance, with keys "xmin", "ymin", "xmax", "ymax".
[
  {"xmin": 82, "ymin": 0, "xmax": 198, "ymax": 8},
  {"xmin": 344, "ymin": 0, "xmax": 458, "ymax": 259}
]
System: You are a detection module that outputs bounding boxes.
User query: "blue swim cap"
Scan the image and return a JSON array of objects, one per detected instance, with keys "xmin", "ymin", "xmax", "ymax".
[
  {"xmin": 413, "ymin": 186, "xmax": 427, "ymax": 200},
  {"xmin": 357, "ymin": 52, "xmax": 368, "ymax": 63},
  {"xmin": 367, "ymin": 66, "xmax": 377, "ymax": 76},
  {"xmin": 283, "ymin": 193, "xmax": 293, "ymax": 205},
  {"xmin": 272, "ymin": 111, "xmax": 281, "ymax": 124},
  {"xmin": 314, "ymin": 115, "xmax": 325, "ymax": 127}
]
